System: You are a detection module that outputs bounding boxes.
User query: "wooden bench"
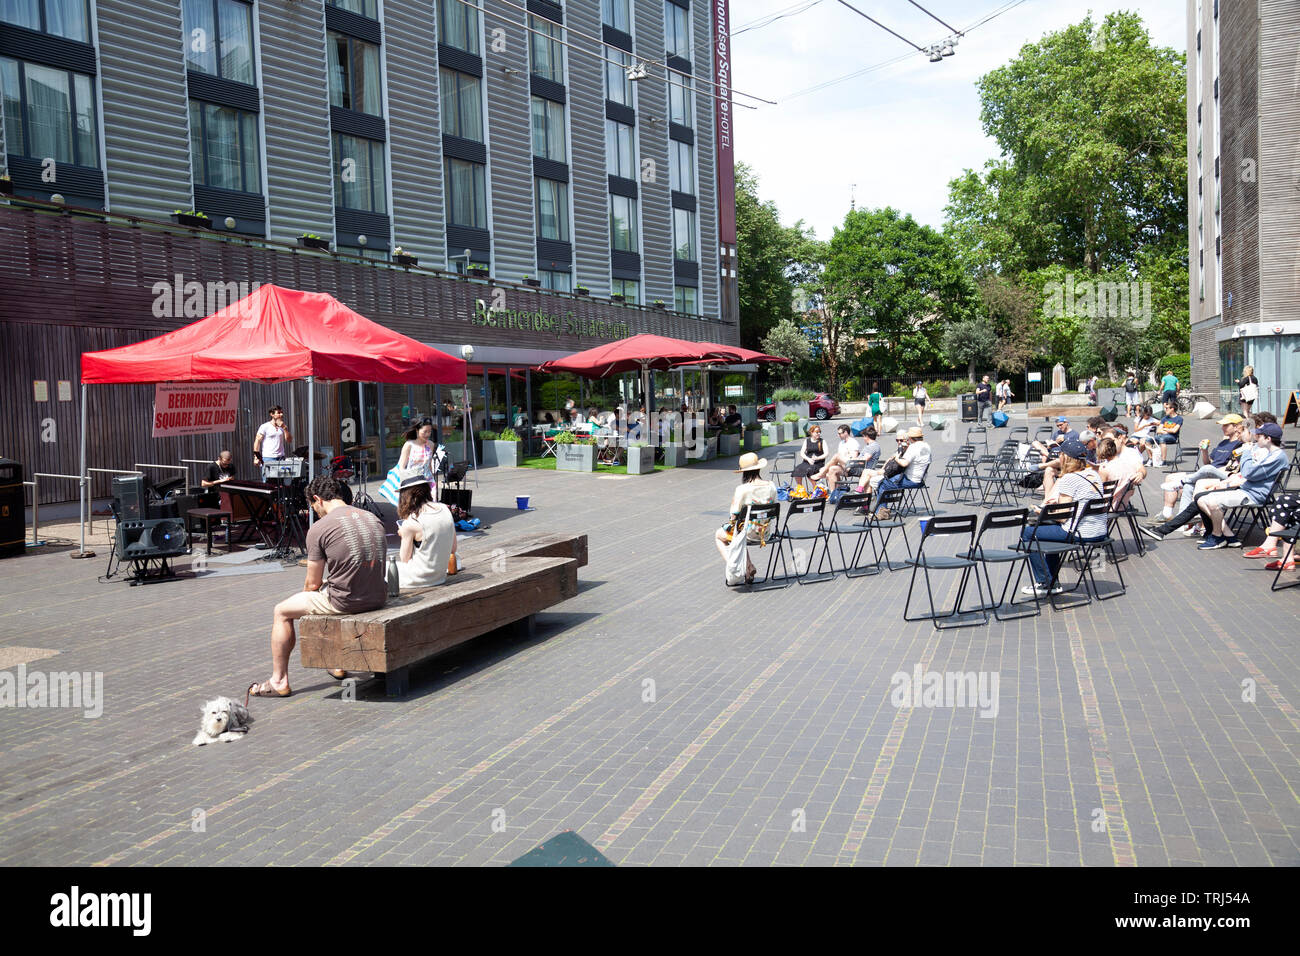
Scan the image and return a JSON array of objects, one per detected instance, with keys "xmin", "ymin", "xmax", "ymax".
[{"xmin": 298, "ymin": 533, "xmax": 587, "ymax": 696}]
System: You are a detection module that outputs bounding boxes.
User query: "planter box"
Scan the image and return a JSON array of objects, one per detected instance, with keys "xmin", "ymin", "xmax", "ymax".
[
  {"xmin": 523, "ymin": 278, "xmax": 541, "ymax": 287},
  {"xmin": 762, "ymin": 423, "xmax": 779, "ymax": 446},
  {"xmin": 686, "ymin": 435, "xmax": 718, "ymax": 461},
  {"xmin": 556, "ymin": 443, "xmax": 595, "ymax": 472},
  {"xmin": 626, "ymin": 445, "xmax": 654, "ymax": 474},
  {"xmin": 661, "ymin": 443, "xmax": 687, "ymax": 467},
  {"xmin": 775, "ymin": 401, "xmax": 805, "ymax": 423},
  {"xmin": 171, "ymin": 213, "xmax": 211, "ymax": 229},
  {"xmin": 394, "ymin": 254, "xmax": 419, "ymax": 267},
  {"xmin": 297, "ymin": 236, "xmax": 330, "ymax": 250},
  {"xmin": 481, "ymin": 440, "xmax": 521, "ymax": 468},
  {"xmin": 797, "ymin": 418, "xmax": 810, "ymax": 437},
  {"xmin": 575, "ymin": 288, "xmax": 590, "ymax": 296},
  {"xmin": 719, "ymin": 433, "xmax": 741, "ymax": 457},
  {"xmin": 0, "ymin": 179, "xmax": 13, "ymax": 195},
  {"xmin": 611, "ymin": 294, "xmax": 625, "ymax": 302},
  {"xmin": 780, "ymin": 422, "xmax": 795, "ymax": 442},
  {"xmin": 743, "ymin": 430, "xmax": 762, "ymax": 452}
]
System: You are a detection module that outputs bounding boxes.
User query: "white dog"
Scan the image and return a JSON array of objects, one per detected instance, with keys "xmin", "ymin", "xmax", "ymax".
[{"xmin": 192, "ymin": 696, "xmax": 254, "ymax": 746}]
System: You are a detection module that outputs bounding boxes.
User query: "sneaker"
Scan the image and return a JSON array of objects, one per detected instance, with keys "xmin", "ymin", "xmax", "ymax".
[
  {"xmin": 1020, "ymin": 583, "xmax": 1064, "ymax": 597},
  {"xmin": 1182, "ymin": 524, "xmax": 1202, "ymax": 537},
  {"xmin": 1197, "ymin": 535, "xmax": 1227, "ymax": 550},
  {"xmin": 1223, "ymin": 536, "xmax": 1242, "ymax": 548},
  {"xmin": 1138, "ymin": 525, "xmax": 1166, "ymax": 542}
]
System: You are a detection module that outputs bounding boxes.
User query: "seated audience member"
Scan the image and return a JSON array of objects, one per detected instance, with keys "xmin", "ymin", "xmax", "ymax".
[
  {"xmin": 1019, "ymin": 439, "xmax": 1106, "ymax": 596},
  {"xmin": 863, "ymin": 426, "xmax": 931, "ymax": 510},
  {"xmin": 791, "ymin": 424, "xmax": 827, "ymax": 489},
  {"xmin": 1148, "ymin": 401, "xmax": 1183, "ymax": 466},
  {"xmin": 1097, "ymin": 435, "xmax": 1147, "ymax": 488},
  {"xmin": 1155, "ymin": 414, "xmax": 1245, "ymax": 531},
  {"xmin": 1191, "ymin": 422, "xmax": 1289, "ymax": 550},
  {"xmin": 1132, "ymin": 404, "xmax": 1158, "ymax": 443},
  {"xmin": 1242, "ymin": 488, "xmax": 1300, "ymax": 569},
  {"xmin": 815, "ymin": 424, "xmax": 860, "ymax": 487},
  {"xmin": 715, "ymin": 453, "xmax": 776, "ymax": 585},
  {"xmin": 856, "ymin": 427, "xmax": 882, "ymax": 469},
  {"xmin": 1141, "ymin": 422, "xmax": 1287, "ymax": 544},
  {"xmin": 1032, "ymin": 417, "xmax": 1078, "ymax": 458},
  {"xmin": 395, "ymin": 473, "xmax": 457, "ymax": 589},
  {"xmin": 723, "ymin": 404, "xmax": 743, "ymax": 429}
]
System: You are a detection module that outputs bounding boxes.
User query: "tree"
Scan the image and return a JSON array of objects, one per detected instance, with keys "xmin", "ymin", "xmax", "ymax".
[
  {"xmin": 817, "ymin": 207, "xmax": 973, "ymax": 388},
  {"xmin": 735, "ymin": 163, "xmax": 807, "ymax": 350},
  {"xmin": 760, "ymin": 318, "xmax": 811, "ymax": 387},
  {"xmin": 943, "ymin": 317, "xmax": 998, "ymax": 382},
  {"xmin": 976, "ymin": 274, "xmax": 1039, "ymax": 374}
]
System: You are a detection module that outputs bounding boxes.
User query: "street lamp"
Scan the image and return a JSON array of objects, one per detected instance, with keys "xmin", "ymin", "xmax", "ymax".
[{"xmin": 460, "ymin": 345, "xmax": 478, "ymax": 482}]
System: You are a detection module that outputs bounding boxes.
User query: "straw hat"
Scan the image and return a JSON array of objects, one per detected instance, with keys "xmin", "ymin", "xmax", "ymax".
[
  {"xmin": 906, "ymin": 426, "xmax": 924, "ymax": 439},
  {"xmin": 735, "ymin": 452, "xmax": 767, "ymax": 473}
]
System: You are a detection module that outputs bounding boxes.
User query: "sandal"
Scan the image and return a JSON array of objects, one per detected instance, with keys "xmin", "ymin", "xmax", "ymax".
[
  {"xmin": 1264, "ymin": 559, "xmax": 1297, "ymax": 571},
  {"xmin": 327, "ymin": 669, "xmax": 348, "ymax": 680},
  {"xmin": 1243, "ymin": 546, "xmax": 1277, "ymax": 559},
  {"xmin": 246, "ymin": 680, "xmax": 291, "ymax": 706},
  {"xmin": 744, "ymin": 567, "xmax": 757, "ymax": 586}
]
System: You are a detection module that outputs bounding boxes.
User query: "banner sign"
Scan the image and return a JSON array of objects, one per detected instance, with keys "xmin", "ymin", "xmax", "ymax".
[
  {"xmin": 1027, "ymin": 372, "xmax": 1043, "ymax": 383},
  {"xmin": 712, "ymin": 0, "xmax": 736, "ymax": 245},
  {"xmin": 724, "ymin": 385, "xmax": 744, "ymax": 397},
  {"xmin": 152, "ymin": 383, "xmax": 240, "ymax": 437}
]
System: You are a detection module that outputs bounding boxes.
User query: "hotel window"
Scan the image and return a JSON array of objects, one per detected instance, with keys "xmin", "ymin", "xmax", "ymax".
[
  {"xmin": 332, "ymin": 132, "xmax": 386, "ymax": 212},
  {"xmin": 182, "ymin": 0, "xmax": 255, "ymax": 86},
  {"xmin": 190, "ymin": 100, "xmax": 261, "ymax": 192},
  {"xmin": 328, "ymin": 33, "xmax": 382, "ymax": 116},
  {"xmin": 438, "ymin": 0, "xmax": 479, "ymax": 54},
  {"xmin": 669, "ymin": 139, "xmax": 694, "ymax": 193},
  {"xmin": 668, "ymin": 74, "xmax": 692, "ymax": 127},
  {"xmin": 673, "ymin": 207, "xmax": 696, "ymax": 261},
  {"xmin": 664, "ymin": 2, "xmax": 691, "ymax": 60},
  {"xmin": 674, "ymin": 285, "xmax": 697, "ymax": 315},
  {"xmin": 611, "ymin": 278, "xmax": 639, "ymax": 303},
  {"xmin": 328, "ymin": 0, "xmax": 378, "ymax": 18},
  {"xmin": 1, "ymin": 58, "xmax": 98, "ymax": 167},
  {"xmin": 1, "ymin": 0, "xmax": 90, "ymax": 42},
  {"xmin": 441, "ymin": 69, "xmax": 483, "ymax": 141},
  {"xmin": 610, "ymin": 194, "xmax": 638, "ymax": 251},
  {"xmin": 535, "ymin": 177, "xmax": 569, "ymax": 242},
  {"xmin": 605, "ymin": 119, "xmax": 635, "ymax": 178},
  {"xmin": 530, "ymin": 96, "xmax": 566, "ymax": 160},
  {"xmin": 601, "ymin": 0, "xmax": 630, "ymax": 32},
  {"xmin": 540, "ymin": 270, "xmax": 571, "ymax": 292},
  {"xmin": 529, "ymin": 16, "xmax": 564, "ymax": 85},
  {"xmin": 605, "ymin": 46, "xmax": 633, "ymax": 106},
  {"xmin": 445, "ymin": 157, "xmax": 487, "ymax": 228}
]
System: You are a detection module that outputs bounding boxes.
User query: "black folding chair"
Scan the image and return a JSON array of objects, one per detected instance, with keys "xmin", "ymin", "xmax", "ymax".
[
  {"xmin": 1009, "ymin": 426, "xmax": 1029, "ymax": 443},
  {"xmin": 858, "ymin": 487, "xmax": 914, "ymax": 573},
  {"xmin": 837, "ymin": 460, "xmax": 866, "ymax": 492},
  {"xmin": 1270, "ymin": 525, "xmax": 1300, "ymax": 592},
  {"xmin": 897, "ymin": 462, "xmax": 936, "ymax": 518},
  {"xmin": 966, "ymin": 424, "xmax": 989, "ymax": 455},
  {"xmin": 1223, "ymin": 473, "xmax": 1285, "ymax": 543},
  {"xmin": 729, "ymin": 502, "xmax": 788, "ymax": 592},
  {"xmin": 1063, "ymin": 497, "xmax": 1127, "ymax": 602},
  {"xmin": 1101, "ymin": 478, "xmax": 1145, "ymax": 557},
  {"xmin": 816, "ymin": 492, "xmax": 876, "ymax": 577},
  {"xmin": 768, "ymin": 498, "xmax": 834, "ymax": 585},
  {"xmin": 903, "ymin": 514, "xmax": 988, "ymax": 629},
  {"xmin": 1283, "ymin": 440, "xmax": 1300, "ymax": 489},
  {"xmin": 975, "ymin": 450, "xmax": 1019, "ymax": 508},
  {"xmin": 965, "ymin": 508, "xmax": 1041, "ymax": 621},
  {"xmin": 937, "ymin": 449, "xmax": 978, "ymax": 504},
  {"xmin": 1020, "ymin": 501, "xmax": 1084, "ymax": 610},
  {"xmin": 1034, "ymin": 425, "xmax": 1054, "ymax": 443},
  {"xmin": 769, "ymin": 451, "xmax": 796, "ymax": 486}
]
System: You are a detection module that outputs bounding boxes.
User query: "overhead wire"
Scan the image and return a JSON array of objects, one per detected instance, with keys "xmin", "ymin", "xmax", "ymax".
[
  {"xmin": 731, "ymin": 0, "xmax": 825, "ymax": 38},
  {"xmin": 834, "ymin": 0, "xmax": 926, "ymax": 53}
]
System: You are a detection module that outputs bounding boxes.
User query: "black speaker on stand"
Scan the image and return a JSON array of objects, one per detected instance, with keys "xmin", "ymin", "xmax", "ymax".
[{"xmin": 115, "ymin": 517, "xmax": 189, "ymax": 585}]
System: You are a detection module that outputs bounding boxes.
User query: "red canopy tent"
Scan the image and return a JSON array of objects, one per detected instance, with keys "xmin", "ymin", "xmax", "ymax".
[{"xmin": 75, "ymin": 284, "xmax": 465, "ymax": 552}]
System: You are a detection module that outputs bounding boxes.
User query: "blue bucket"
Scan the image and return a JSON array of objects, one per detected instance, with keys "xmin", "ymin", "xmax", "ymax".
[{"xmin": 516, "ymin": 495, "xmax": 530, "ymax": 510}]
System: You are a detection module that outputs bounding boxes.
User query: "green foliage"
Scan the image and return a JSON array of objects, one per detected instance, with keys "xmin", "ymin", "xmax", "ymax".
[
  {"xmin": 782, "ymin": 412, "xmax": 800, "ymax": 423},
  {"xmin": 760, "ymin": 320, "xmax": 812, "ymax": 385},
  {"xmin": 744, "ymin": 421, "xmax": 761, "ymax": 431},
  {"xmin": 477, "ymin": 429, "xmax": 498, "ymax": 440},
  {"xmin": 497, "ymin": 427, "xmax": 520, "ymax": 442},
  {"xmin": 736, "ymin": 163, "xmax": 808, "ymax": 350},
  {"xmin": 772, "ymin": 386, "xmax": 814, "ymax": 401},
  {"xmin": 1159, "ymin": 352, "xmax": 1190, "ymax": 383},
  {"xmin": 838, "ymin": 377, "xmax": 861, "ymax": 402},
  {"xmin": 942, "ymin": 317, "xmax": 998, "ymax": 380},
  {"xmin": 721, "ymin": 426, "xmax": 742, "ymax": 436},
  {"xmin": 554, "ymin": 430, "xmax": 577, "ymax": 444}
]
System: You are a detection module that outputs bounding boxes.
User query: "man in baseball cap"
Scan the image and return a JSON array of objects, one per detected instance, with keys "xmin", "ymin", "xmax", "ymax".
[
  {"xmin": 858, "ymin": 425, "xmax": 931, "ymax": 513},
  {"xmin": 1151, "ymin": 413, "xmax": 1246, "ymax": 530}
]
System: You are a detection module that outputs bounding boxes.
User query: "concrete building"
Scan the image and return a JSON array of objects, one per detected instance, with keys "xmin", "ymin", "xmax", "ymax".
[
  {"xmin": 1187, "ymin": 0, "xmax": 1300, "ymax": 415},
  {"xmin": 0, "ymin": 0, "xmax": 740, "ymax": 500}
]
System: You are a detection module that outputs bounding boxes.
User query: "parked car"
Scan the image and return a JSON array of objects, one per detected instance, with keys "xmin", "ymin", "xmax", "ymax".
[{"xmin": 758, "ymin": 393, "xmax": 841, "ymax": 421}]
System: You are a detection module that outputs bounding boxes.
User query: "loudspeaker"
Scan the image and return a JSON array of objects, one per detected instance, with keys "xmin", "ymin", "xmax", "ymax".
[
  {"xmin": 439, "ymin": 488, "xmax": 472, "ymax": 512},
  {"xmin": 0, "ymin": 457, "xmax": 23, "ymax": 559},
  {"xmin": 117, "ymin": 518, "xmax": 189, "ymax": 559},
  {"xmin": 113, "ymin": 475, "xmax": 146, "ymax": 521}
]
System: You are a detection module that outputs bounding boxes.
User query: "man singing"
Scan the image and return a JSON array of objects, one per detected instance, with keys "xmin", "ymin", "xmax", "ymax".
[{"xmin": 253, "ymin": 405, "xmax": 292, "ymax": 470}]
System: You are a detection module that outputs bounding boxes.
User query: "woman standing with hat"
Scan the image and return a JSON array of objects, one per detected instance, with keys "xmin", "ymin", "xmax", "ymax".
[
  {"xmin": 716, "ymin": 452, "xmax": 776, "ymax": 586},
  {"xmin": 394, "ymin": 472, "xmax": 457, "ymax": 589}
]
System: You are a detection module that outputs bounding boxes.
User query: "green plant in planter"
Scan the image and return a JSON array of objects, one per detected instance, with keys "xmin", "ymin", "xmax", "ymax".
[
  {"xmin": 773, "ymin": 386, "xmax": 815, "ymax": 402},
  {"xmin": 173, "ymin": 209, "xmax": 209, "ymax": 219},
  {"xmin": 721, "ymin": 425, "xmax": 742, "ymax": 436},
  {"xmin": 498, "ymin": 427, "xmax": 520, "ymax": 442},
  {"xmin": 554, "ymin": 430, "xmax": 577, "ymax": 444},
  {"xmin": 744, "ymin": 422, "xmax": 761, "ymax": 432},
  {"xmin": 782, "ymin": 411, "xmax": 800, "ymax": 423},
  {"xmin": 478, "ymin": 429, "xmax": 499, "ymax": 440}
]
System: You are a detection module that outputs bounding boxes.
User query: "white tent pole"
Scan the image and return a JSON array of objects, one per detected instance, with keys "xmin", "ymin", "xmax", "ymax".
[
  {"xmin": 73, "ymin": 382, "xmax": 93, "ymax": 558},
  {"xmin": 307, "ymin": 375, "xmax": 315, "ymax": 526}
]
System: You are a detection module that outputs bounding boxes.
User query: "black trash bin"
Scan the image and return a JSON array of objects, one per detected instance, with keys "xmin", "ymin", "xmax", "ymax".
[
  {"xmin": 0, "ymin": 458, "xmax": 24, "ymax": 558},
  {"xmin": 960, "ymin": 394, "xmax": 978, "ymax": 423}
]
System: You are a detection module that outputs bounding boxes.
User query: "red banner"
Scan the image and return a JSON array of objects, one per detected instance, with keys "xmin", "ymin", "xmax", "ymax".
[
  {"xmin": 151, "ymin": 383, "xmax": 240, "ymax": 437},
  {"xmin": 712, "ymin": 0, "xmax": 736, "ymax": 245}
]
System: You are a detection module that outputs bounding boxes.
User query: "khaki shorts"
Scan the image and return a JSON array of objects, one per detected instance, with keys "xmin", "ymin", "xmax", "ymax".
[{"xmin": 281, "ymin": 589, "xmax": 342, "ymax": 616}]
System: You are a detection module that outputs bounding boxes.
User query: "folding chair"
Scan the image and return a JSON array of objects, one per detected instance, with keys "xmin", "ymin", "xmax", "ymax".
[
  {"xmin": 1270, "ymin": 525, "xmax": 1300, "ymax": 592},
  {"xmin": 859, "ymin": 487, "xmax": 914, "ymax": 573},
  {"xmin": 966, "ymin": 424, "xmax": 989, "ymax": 455},
  {"xmin": 1223, "ymin": 473, "xmax": 1285, "ymax": 543},
  {"xmin": 769, "ymin": 451, "xmax": 796, "ymax": 485},
  {"xmin": 836, "ymin": 460, "xmax": 866, "ymax": 492},
  {"xmin": 1157, "ymin": 437, "xmax": 1182, "ymax": 471},
  {"xmin": 937, "ymin": 448, "xmax": 978, "ymax": 504},
  {"xmin": 965, "ymin": 508, "xmax": 1041, "ymax": 621},
  {"xmin": 1063, "ymin": 497, "xmax": 1127, "ymax": 602},
  {"xmin": 1020, "ymin": 501, "xmax": 1085, "ymax": 610},
  {"xmin": 903, "ymin": 514, "xmax": 988, "ymax": 629},
  {"xmin": 1101, "ymin": 478, "xmax": 1145, "ymax": 557},
  {"xmin": 897, "ymin": 461, "xmax": 936, "ymax": 518},
  {"xmin": 1009, "ymin": 426, "xmax": 1029, "ymax": 443},
  {"xmin": 975, "ymin": 450, "xmax": 1019, "ymax": 508},
  {"xmin": 1034, "ymin": 425, "xmax": 1054, "ymax": 443},
  {"xmin": 768, "ymin": 498, "xmax": 834, "ymax": 585},
  {"xmin": 1284, "ymin": 440, "xmax": 1300, "ymax": 489},
  {"xmin": 726, "ymin": 502, "xmax": 787, "ymax": 592},
  {"xmin": 816, "ymin": 492, "xmax": 877, "ymax": 577}
]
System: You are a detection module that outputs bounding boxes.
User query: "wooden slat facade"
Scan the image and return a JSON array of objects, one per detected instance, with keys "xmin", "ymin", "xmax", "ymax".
[{"xmin": 0, "ymin": 206, "xmax": 737, "ymax": 504}]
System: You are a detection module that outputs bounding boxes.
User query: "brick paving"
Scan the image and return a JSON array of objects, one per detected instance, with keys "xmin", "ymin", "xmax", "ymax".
[{"xmin": 0, "ymin": 413, "xmax": 1297, "ymax": 866}]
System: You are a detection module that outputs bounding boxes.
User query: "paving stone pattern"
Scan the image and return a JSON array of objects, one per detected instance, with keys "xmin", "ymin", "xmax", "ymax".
[{"xmin": 0, "ymin": 415, "xmax": 1296, "ymax": 866}]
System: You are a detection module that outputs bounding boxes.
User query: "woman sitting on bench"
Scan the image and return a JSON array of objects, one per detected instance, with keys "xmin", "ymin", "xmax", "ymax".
[{"xmin": 395, "ymin": 473, "xmax": 457, "ymax": 589}]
